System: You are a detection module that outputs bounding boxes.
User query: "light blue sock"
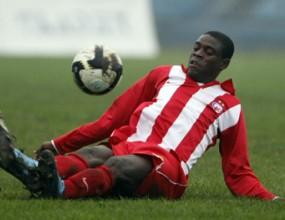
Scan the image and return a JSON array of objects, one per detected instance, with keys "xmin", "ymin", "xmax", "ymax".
[
  {"xmin": 13, "ymin": 148, "xmax": 38, "ymax": 169},
  {"xmin": 58, "ymin": 179, "xmax": 65, "ymax": 196}
]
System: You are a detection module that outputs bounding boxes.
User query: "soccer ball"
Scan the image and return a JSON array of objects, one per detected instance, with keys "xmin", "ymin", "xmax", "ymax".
[{"xmin": 71, "ymin": 45, "xmax": 123, "ymax": 95}]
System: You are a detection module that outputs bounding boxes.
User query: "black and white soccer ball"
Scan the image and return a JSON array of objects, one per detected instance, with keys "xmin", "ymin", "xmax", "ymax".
[{"xmin": 72, "ymin": 45, "xmax": 123, "ymax": 95}]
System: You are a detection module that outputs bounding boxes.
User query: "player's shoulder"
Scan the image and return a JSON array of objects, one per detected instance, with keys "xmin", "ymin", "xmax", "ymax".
[
  {"xmin": 218, "ymin": 79, "xmax": 241, "ymax": 108},
  {"xmin": 220, "ymin": 93, "xmax": 241, "ymax": 109}
]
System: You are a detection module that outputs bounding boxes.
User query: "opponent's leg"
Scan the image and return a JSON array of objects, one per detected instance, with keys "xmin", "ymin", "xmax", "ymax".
[
  {"xmin": 55, "ymin": 144, "xmax": 113, "ymax": 178},
  {"xmin": 0, "ymin": 114, "xmax": 41, "ymax": 194}
]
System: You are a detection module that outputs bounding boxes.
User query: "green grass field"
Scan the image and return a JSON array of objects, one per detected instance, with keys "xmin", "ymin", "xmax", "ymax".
[{"xmin": 0, "ymin": 51, "xmax": 285, "ymax": 219}]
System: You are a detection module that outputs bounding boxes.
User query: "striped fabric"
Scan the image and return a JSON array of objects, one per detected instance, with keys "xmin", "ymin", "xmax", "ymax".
[{"xmin": 125, "ymin": 65, "xmax": 241, "ymax": 174}]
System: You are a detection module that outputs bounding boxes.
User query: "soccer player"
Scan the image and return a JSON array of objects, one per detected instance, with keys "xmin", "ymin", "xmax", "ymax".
[{"xmin": 0, "ymin": 31, "xmax": 282, "ymax": 200}]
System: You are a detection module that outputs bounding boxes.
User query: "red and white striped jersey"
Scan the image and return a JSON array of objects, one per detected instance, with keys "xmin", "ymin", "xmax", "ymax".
[{"xmin": 53, "ymin": 65, "xmax": 276, "ymax": 200}]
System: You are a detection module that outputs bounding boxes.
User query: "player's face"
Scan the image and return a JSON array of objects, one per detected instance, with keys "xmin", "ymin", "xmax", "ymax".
[{"xmin": 188, "ymin": 34, "xmax": 230, "ymax": 83}]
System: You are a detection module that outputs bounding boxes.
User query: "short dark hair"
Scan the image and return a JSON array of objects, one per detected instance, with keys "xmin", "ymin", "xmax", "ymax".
[{"xmin": 204, "ymin": 31, "xmax": 235, "ymax": 59}]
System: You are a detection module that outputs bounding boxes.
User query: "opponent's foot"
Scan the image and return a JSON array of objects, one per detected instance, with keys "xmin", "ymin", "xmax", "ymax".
[
  {"xmin": 0, "ymin": 112, "xmax": 42, "ymax": 195},
  {"xmin": 37, "ymin": 149, "xmax": 64, "ymax": 198}
]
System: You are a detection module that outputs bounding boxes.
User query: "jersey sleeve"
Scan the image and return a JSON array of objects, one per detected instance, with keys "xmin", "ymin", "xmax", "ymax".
[
  {"xmin": 52, "ymin": 66, "xmax": 166, "ymax": 154},
  {"xmin": 219, "ymin": 107, "xmax": 276, "ymax": 200}
]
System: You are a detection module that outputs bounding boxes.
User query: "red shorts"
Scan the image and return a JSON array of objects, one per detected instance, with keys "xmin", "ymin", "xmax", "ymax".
[{"xmin": 111, "ymin": 141, "xmax": 188, "ymax": 199}]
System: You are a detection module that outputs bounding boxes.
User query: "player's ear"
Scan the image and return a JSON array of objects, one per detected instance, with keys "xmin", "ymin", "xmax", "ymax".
[{"xmin": 219, "ymin": 58, "xmax": 230, "ymax": 70}]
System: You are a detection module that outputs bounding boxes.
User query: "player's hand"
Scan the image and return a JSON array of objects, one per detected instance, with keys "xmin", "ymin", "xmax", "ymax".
[{"xmin": 35, "ymin": 141, "xmax": 58, "ymax": 159}]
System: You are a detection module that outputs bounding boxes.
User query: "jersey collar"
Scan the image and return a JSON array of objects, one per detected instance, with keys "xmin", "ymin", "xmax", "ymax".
[{"xmin": 181, "ymin": 64, "xmax": 235, "ymax": 95}]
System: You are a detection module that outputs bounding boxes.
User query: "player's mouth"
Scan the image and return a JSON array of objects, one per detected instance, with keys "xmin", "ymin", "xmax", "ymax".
[{"xmin": 189, "ymin": 60, "xmax": 201, "ymax": 69}]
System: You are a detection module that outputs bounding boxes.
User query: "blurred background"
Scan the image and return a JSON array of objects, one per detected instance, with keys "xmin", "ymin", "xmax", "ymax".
[
  {"xmin": 1, "ymin": 0, "xmax": 285, "ymax": 57},
  {"xmin": 154, "ymin": 0, "xmax": 285, "ymax": 52}
]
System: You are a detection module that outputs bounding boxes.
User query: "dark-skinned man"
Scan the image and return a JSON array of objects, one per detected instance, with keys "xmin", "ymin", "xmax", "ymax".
[{"xmin": 0, "ymin": 31, "xmax": 281, "ymax": 200}]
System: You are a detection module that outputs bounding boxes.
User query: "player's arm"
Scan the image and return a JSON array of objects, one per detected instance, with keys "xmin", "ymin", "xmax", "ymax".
[
  {"xmin": 39, "ymin": 66, "xmax": 167, "ymax": 155},
  {"xmin": 219, "ymin": 107, "xmax": 278, "ymax": 201}
]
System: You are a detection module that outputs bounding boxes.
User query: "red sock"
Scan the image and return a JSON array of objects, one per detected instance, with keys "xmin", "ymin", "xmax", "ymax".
[
  {"xmin": 63, "ymin": 165, "xmax": 113, "ymax": 199},
  {"xmin": 55, "ymin": 154, "xmax": 88, "ymax": 178}
]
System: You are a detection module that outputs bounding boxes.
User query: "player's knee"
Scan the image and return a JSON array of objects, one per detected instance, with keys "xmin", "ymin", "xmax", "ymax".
[
  {"xmin": 73, "ymin": 144, "xmax": 113, "ymax": 167},
  {"xmin": 105, "ymin": 155, "xmax": 152, "ymax": 185},
  {"xmin": 104, "ymin": 155, "xmax": 152, "ymax": 196}
]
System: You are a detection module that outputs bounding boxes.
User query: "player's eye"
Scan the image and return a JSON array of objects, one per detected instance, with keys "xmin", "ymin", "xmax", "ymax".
[
  {"xmin": 205, "ymin": 48, "xmax": 215, "ymax": 56},
  {"xmin": 192, "ymin": 43, "xmax": 201, "ymax": 52}
]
